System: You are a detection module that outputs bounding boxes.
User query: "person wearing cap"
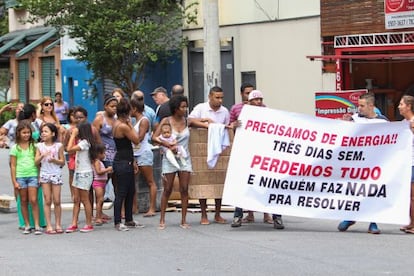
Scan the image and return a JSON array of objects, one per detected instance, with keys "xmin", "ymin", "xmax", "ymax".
[
  {"xmin": 188, "ymin": 86, "xmax": 230, "ymax": 225},
  {"xmin": 231, "ymin": 90, "xmax": 285, "ymax": 230},
  {"xmin": 151, "ymin": 86, "xmax": 170, "ymax": 123}
]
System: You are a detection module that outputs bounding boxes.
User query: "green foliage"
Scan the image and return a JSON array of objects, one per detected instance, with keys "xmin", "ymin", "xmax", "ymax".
[
  {"xmin": 19, "ymin": 0, "xmax": 198, "ymax": 96},
  {"xmin": 0, "ymin": 102, "xmax": 15, "ymax": 126}
]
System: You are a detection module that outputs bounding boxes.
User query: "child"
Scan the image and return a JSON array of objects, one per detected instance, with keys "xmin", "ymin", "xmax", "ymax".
[
  {"xmin": 158, "ymin": 123, "xmax": 187, "ymax": 169},
  {"xmin": 35, "ymin": 123, "xmax": 65, "ymax": 234},
  {"xmin": 65, "ymin": 122, "xmax": 95, "ymax": 233},
  {"xmin": 90, "ymin": 143, "xmax": 113, "ymax": 226},
  {"xmin": 10, "ymin": 120, "xmax": 42, "ymax": 235},
  {"xmin": 63, "ymin": 107, "xmax": 78, "ymax": 201}
]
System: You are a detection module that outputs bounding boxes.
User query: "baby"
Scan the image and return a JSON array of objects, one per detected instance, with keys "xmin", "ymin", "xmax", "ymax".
[{"xmin": 158, "ymin": 123, "xmax": 187, "ymax": 169}]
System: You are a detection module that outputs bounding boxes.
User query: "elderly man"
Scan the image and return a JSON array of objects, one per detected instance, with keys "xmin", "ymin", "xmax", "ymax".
[
  {"xmin": 131, "ymin": 90, "xmax": 157, "ymax": 131},
  {"xmin": 189, "ymin": 86, "xmax": 230, "ymax": 225}
]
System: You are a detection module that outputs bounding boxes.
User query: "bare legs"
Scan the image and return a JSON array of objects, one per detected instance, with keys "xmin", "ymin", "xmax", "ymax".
[
  {"xmin": 199, "ymin": 198, "xmax": 226, "ymax": 225},
  {"xmin": 159, "ymin": 171, "xmax": 190, "ymax": 229},
  {"xmin": 20, "ymin": 187, "xmax": 40, "ymax": 229},
  {"xmin": 140, "ymin": 165, "xmax": 157, "ymax": 216},
  {"xmin": 42, "ymin": 183, "xmax": 62, "ymax": 231}
]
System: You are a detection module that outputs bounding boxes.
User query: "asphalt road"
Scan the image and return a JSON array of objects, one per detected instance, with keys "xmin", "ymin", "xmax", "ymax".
[{"xmin": 0, "ymin": 148, "xmax": 413, "ymax": 275}]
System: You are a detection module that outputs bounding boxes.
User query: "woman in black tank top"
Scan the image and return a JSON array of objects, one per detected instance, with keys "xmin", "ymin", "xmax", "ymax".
[{"xmin": 112, "ymin": 99, "xmax": 143, "ymax": 231}]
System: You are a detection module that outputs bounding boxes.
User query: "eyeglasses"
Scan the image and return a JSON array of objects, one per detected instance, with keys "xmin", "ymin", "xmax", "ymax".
[{"xmin": 43, "ymin": 103, "xmax": 53, "ymax": 107}]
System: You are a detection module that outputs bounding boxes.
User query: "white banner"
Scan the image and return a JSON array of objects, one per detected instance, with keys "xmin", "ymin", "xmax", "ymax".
[{"xmin": 222, "ymin": 105, "xmax": 412, "ymax": 224}]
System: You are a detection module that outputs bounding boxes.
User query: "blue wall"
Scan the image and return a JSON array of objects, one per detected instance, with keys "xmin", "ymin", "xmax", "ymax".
[
  {"xmin": 60, "ymin": 56, "xmax": 182, "ymax": 122},
  {"xmin": 60, "ymin": 59, "xmax": 97, "ymax": 122}
]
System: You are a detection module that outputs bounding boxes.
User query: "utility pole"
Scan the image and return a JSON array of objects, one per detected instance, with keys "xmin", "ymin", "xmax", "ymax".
[{"xmin": 203, "ymin": 0, "xmax": 220, "ymax": 101}]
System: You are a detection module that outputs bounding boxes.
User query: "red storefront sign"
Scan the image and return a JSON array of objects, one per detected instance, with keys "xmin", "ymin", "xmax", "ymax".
[
  {"xmin": 315, "ymin": 90, "xmax": 367, "ymax": 119},
  {"xmin": 385, "ymin": 0, "xmax": 414, "ymax": 29}
]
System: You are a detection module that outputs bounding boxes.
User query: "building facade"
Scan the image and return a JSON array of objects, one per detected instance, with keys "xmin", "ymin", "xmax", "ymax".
[
  {"xmin": 309, "ymin": 0, "xmax": 414, "ymax": 120},
  {"xmin": 183, "ymin": 0, "xmax": 324, "ymax": 114}
]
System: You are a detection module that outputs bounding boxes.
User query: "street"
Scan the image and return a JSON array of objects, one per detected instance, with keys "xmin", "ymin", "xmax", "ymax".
[{"xmin": 0, "ymin": 148, "xmax": 413, "ymax": 275}]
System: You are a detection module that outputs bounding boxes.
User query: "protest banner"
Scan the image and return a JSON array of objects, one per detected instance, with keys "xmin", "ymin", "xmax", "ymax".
[
  {"xmin": 315, "ymin": 90, "xmax": 365, "ymax": 119},
  {"xmin": 222, "ymin": 105, "xmax": 412, "ymax": 224}
]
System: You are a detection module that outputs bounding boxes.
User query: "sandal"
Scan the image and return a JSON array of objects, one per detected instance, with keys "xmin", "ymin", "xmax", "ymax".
[
  {"xmin": 180, "ymin": 223, "xmax": 191, "ymax": 229},
  {"xmin": 45, "ymin": 229, "xmax": 57, "ymax": 235},
  {"xmin": 158, "ymin": 223, "xmax": 166, "ymax": 230},
  {"xmin": 55, "ymin": 229, "xmax": 64, "ymax": 234},
  {"xmin": 263, "ymin": 217, "xmax": 274, "ymax": 224},
  {"xmin": 405, "ymin": 228, "xmax": 414, "ymax": 234},
  {"xmin": 242, "ymin": 216, "xmax": 255, "ymax": 223}
]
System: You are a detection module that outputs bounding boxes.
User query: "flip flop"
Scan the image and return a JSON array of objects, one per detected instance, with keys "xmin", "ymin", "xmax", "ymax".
[
  {"xmin": 55, "ymin": 228, "xmax": 64, "ymax": 234},
  {"xmin": 200, "ymin": 220, "xmax": 210, "ymax": 225},
  {"xmin": 214, "ymin": 218, "xmax": 227, "ymax": 224},
  {"xmin": 158, "ymin": 223, "xmax": 166, "ymax": 230},
  {"xmin": 45, "ymin": 229, "xmax": 57, "ymax": 235},
  {"xmin": 143, "ymin": 213, "xmax": 156, "ymax": 217},
  {"xmin": 180, "ymin": 224, "xmax": 191, "ymax": 229},
  {"xmin": 405, "ymin": 228, "xmax": 414, "ymax": 234}
]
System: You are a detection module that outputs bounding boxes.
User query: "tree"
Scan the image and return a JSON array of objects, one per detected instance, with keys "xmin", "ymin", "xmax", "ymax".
[{"xmin": 20, "ymin": 0, "xmax": 198, "ymax": 96}]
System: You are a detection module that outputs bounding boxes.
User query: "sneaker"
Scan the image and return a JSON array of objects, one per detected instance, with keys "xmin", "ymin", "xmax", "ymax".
[
  {"xmin": 115, "ymin": 223, "xmax": 129, "ymax": 231},
  {"xmin": 33, "ymin": 228, "xmax": 43, "ymax": 235},
  {"xmin": 65, "ymin": 225, "xmax": 78, "ymax": 233},
  {"xmin": 273, "ymin": 216, "xmax": 285, "ymax": 230},
  {"xmin": 80, "ymin": 225, "xmax": 94, "ymax": 233},
  {"xmin": 22, "ymin": 227, "xmax": 31, "ymax": 235},
  {"xmin": 368, "ymin": 223, "xmax": 381, "ymax": 234},
  {"xmin": 337, "ymin": 220, "xmax": 355, "ymax": 232},
  {"xmin": 125, "ymin": 221, "xmax": 144, "ymax": 229},
  {"xmin": 231, "ymin": 217, "xmax": 242, "ymax": 228}
]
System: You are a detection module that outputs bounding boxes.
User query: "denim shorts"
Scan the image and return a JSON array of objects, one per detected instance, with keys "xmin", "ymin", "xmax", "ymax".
[
  {"xmin": 72, "ymin": 171, "xmax": 93, "ymax": 191},
  {"xmin": 16, "ymin": 176, "xmax": 39, "ymax": 189},
  {"xmin": 135, "ymin": 149, "xmax": 153, "ymax": 167}
]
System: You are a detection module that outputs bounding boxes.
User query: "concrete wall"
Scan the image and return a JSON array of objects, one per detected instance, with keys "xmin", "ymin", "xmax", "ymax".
[
  {"xmin": 183, "ymin": 16, "xmax": 326, "ymax": 115},
  {"xmin": 185, "ymin": 0, "xmax": 320, "ymax": 28}
]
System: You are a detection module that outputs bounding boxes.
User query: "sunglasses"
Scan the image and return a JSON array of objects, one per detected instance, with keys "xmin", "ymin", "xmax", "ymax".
[{"xmin": 43, "ymin": 103, "xmax": 53, "ymax": 107}]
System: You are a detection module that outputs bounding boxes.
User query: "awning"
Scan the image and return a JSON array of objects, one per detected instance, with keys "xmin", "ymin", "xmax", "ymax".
[
  {"xmin": 43, "ymin": 38, "xmax": 60, "ymax": 53},
  {"xmin": 307, "ymin": 53, "xmax": 414, "ymax": 61},
  {"xmin": 0, "ymin": 33, "xmax": 25, "ymax": 55},
  {"xmin": 0, "ymin": 27, "xmax": 58, "ymax": 57},
  {"xmin": 16, "ymin": 29, "xmax": 57, "ymax": 58}
]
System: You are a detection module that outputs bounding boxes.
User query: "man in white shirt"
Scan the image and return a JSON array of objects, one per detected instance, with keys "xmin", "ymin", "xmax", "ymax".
[
  {"xmin": 189, "ymin": 86, "xmax": 230, "ymax": 225},
  {"xmin": 338, "ymin": 92, "xmax": 387, "ymax": 234}
]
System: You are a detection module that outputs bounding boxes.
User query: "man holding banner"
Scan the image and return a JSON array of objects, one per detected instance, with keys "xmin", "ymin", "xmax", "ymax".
[{"xmin": 337, "ymin": 92, "xmax": 388, "ymax": 234}]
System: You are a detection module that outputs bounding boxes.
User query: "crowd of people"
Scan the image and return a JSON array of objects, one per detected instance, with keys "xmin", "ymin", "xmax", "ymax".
[{"xmin": 2, "ymin": 85, "xmax": 414, "ymax": 235}]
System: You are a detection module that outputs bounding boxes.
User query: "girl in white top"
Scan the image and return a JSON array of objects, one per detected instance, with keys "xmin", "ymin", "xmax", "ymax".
[
  {"xmin": 66, "ymin": 122, "xmax": 96, "ymax": 233},
  {"xmin": 35, "ymin": 123, "xmax": 65, "ymax": 234}
]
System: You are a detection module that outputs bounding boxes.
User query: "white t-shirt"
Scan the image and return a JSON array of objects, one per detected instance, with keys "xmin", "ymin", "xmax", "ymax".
[
  {"xmin": 37, "ymin": 142, "xmax": 63, "ymax": 175},
  {"xmin": 75, "ymin": 139, "xmax": 92, "ymax": 173},
  {"xmin": 189, "ymin": 102, "xmax": 230, "ymax": 124}
]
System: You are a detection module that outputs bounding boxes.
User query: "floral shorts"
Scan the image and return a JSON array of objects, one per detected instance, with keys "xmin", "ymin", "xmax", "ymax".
[{"xmin": 39, "ymin": 173, "xmax": 63, "ymax": 185}]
